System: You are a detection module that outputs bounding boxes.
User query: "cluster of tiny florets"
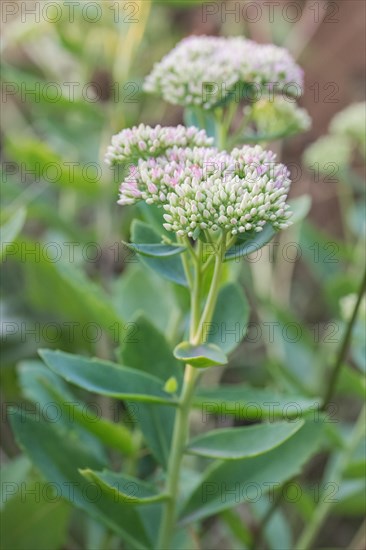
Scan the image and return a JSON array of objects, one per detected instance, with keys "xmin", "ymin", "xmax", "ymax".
[
  {"xmin": 143, "ymin": 35, "xmax": 304, "ymax": 109},
  {"xmin": 245, "ymin": 97, "xmax": 311, "ymax": 136},
  {"xmin": 104, "ymin": 124, "xmax": 214, "ymax": 166},
  {"xmin": 162, "ymin": 145, "xmax": 291, "ymax": 236},
  {"xmin": 106, "ymin": 126, "xmax": 292, "ymax": 236}
]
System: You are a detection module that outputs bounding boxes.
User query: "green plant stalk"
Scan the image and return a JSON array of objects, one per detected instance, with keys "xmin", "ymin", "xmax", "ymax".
[
  {"xmin": 158, "ymin": 363, "xmax": 200, "ymax": 549},
  {"xmin": 294, "ymin": 404, "xmax": 366, "ymax": 550},
  {"xmin": 194, "ymin": 252, "xmax": 224, "ymax": 344},
  {"xmin": 322, "ymin": 265, "xmax": 366, "ymax": 410},
  {"xmin": 158, "ymin": 238, "xmax": 225, "ymax": 549}
]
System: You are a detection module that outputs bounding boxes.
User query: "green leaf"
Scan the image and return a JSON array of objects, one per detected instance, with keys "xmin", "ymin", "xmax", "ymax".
[
  {"xmin": 42, "ymin": 380, "xmax": 136, "ymax": 456},
  {"xmin": 336, "ymin": 365, "xmax": 366, "ymax": 398},
  {"xmin": 299, "ymin": 222, "xmax": 346, "ymax": 282},
  {"xmin": 1, "ymin": 455, "xmax": 31, "ymax": 510},
  {"xmin": 5, "ymin": 137, "xmax": 100, "ymax": 195},
  {"xmin": 344, "ymin": 438, "xmax": 366, "ymax": 479},
  {"xmin": 0, "ymin": 207, "xmax": 26, "ymax": 259},
  {"xmin": 18, "ymin": 360, "xmax": 107, "ymax": 463},
  {"xmin": 131, "ymin": 220, "xmax": 188, "ymax": 287},
  {"xmin": 193, "ymin": 385, "xmax": 321, "ymax": 420},
  {"xmin": 179, "ymin": 419, "xmax": 323, "ymax": 524},
  {"xmin": 125, "ymin": 241, "xmax": 186, "ymax": 258},
  {"xmin": 9, "ymin": 411, "xmax": 152, "ymax": 549},
  {"xmin": 38, "ymin": 349, "xmax": 177, "ymax": 406},
  {"xmin": 118, "ymin": 314, "xmax": 181, "ymax": 382},
  {"xmin": 252, "ymin": 499, "xmax": 293, "ymax": 550},
  {"xmin": 17, "ymin": 243, "xmax": 124, "ymax": 342},
  {"xmin": 333, "ymin": 479, "xmax": 366, "ymax": 516},
  {"xmin": 1, "ymin": 480, "xmax": 70, "ymax": 550},
  {"xmin": 208, "ymin": 282, "xmax": 250, "ymax": 353},
  {"xmin": 118, "ymin": 315, "xmax": 180, "ymax": 467},
  {"xmin": 186, "ymin": 420, "xmax": 304, "ymax": 459},
  {"xmin": 225, "ymin": 224, "xmax": 277, "ymax": 262},
  {"xmin": 112, "ymin": 263, "xmax": 179, "ymax": 334},
  {"xmin": 19, "ymin": 360, "xmax": 135, "ymax": 456},
  {"xmin": 220, "ymin": 508, "xmax": 253, "ymax": 547},
  {"xmin": 81, "ymin": 469, "xmax": 168, "ymax": 505},
  {"xmin": 174, "ymin": 341, "xmax": 228, "ymax": 369},
  {"xmin": 54, "ymin": 262, "xmax": 124, "ymax": 329}
]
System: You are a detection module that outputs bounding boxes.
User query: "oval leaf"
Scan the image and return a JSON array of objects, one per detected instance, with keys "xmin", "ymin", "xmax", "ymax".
[
  {"xmin": 125, "ymin": 242, "xmax": 186, "ymax": 258},
  {"xmin": 80, "ymin": 469, "xmax": 169, "ymax": 505},
  {"xmin": 179, "ymin": 419, "xmax": 324, "ymax": 525},
  {"xmin": 38, "ymin": 349, "xmax": 177, "ymax": 406},
  {"xmin": 9, "ymin": 411, "xmax": 151, "ymax": 549},
  {"xmin": 131, "ymin": 220, "xmax": 188, "ymax": 287},
  {"xmin": 118, "ymin": 314, "xmax": 181, "ymax": 467},
  {"xmin": 186, "ymin": 420, "xmax": 304, "ymax": 459},
  {"xmin": 173, "ymin": 342, "xmax": 227, "ymax": 369},
  {"xmin": 193, "ymin": 385, "xmax": 321, "ymax": 420},
  {"xmin": 225, "ymin": 223, "xmax": 277, "ymax": 262},
  {"xmin": 18, "ymin": 361, "xmax": 134, "ymax": 456}
]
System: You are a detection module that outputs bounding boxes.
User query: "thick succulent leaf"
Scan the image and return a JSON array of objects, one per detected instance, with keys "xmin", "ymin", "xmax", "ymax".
[
  {"xmin": 118, "ymin": 315, "xmax": 180, "ymax": 467},
  {"xmin": 1, "ymin": 479, "xmax": 70, "ymax": 550},
  {"xmin": 125, "ymin": 241, "xmax": 186, "ymax": 257},
  {"xmin": 225, "ymin": 224, "xmax": 277, "ymax": 262},
  {"xmin": 38, "ymin": 349, "xmax": 177, "ymax": 406},
  {"xmin": 193, "ymin": 385, "xmax": 321, "ymax": 420},
  {"xmin": 18, "ymin": 360, "xmax": 135, "ymax": 455},
  {"xmin": 179, "ymin": 419, "xmax": 324, "ymax": 524},
  {"xmin": 118, "ymin": 314, "xmax": 181, "ymax": 382},
  {"xmin": 174, "ymin": 341, "xmax": 228, "ymax": 369},
  {"xmin": 131, "ymin": 220, "xmax": 188, "ymax": 287},
  {"xmin": 186, "ymin": 420, "xmax": 304, "ymax": 459},
  {"xmin": 81, "ymin": 469, "xmax": 168, "ymax": 504},
  {"xmin": 9, "ymin": 411, "xmax": 152, "ymax": 549},
  {"xmin": 112, "ymin": 264, "xmax": 178, "ymax": 334}
]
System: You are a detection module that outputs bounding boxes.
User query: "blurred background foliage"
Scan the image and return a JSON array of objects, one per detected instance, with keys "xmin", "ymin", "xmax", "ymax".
[{"xmin": 1, "ymin": 1, "xmax": 365, "ymax": 549}]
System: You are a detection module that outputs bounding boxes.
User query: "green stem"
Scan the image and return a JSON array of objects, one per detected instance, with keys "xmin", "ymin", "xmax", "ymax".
[
  {"xmin": 158, "ymin": 237, "xmax": 225, "ymax": 549},
  {"xmin": 214, "ymin": 108, "xmax": 227, "ymax": 150},
  {"xmin": 322, "ymin": 265, "xmax": 366, "ymax": 410},
  {"xmin": 178, "ymin": 236, "xmax": 194, "ymax": 289},
  {"xmin": 190, "ymin": 242, "xmax": 202, "ymax": 341},
  {"xmin": 158, "ymin": 364, "xmax": 200, "ymax": 549},
  {"xmin": 194, "ymin": 251, "xmax": 223, "ymax": 344},
  {"xmin": 295, "ymin": 404, "xmax": 366, "ymax": 550}
]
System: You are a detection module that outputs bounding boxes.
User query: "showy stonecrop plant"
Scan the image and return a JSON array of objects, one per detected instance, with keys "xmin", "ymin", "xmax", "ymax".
[
  {"xmin": 104, "ymin": 124, "xmax": 299, "ymax": 548},
  {"xmin": 9, "ymin": 35, "xmax": 365, "ymax": 550}
]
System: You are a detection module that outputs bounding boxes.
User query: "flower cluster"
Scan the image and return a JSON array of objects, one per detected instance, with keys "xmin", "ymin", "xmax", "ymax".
[
  {"xmin": 162, "ymin": 145, "xmax": 291, "ymax": 236},
  {"xmin": 143, "ymin": 35, "xmax": 304, "ymax": 109},
  {"xmin": 244, "ymin": 97, "xmax": 311, "ymax": 137},
  {"xmin": 105, "ymin": 124, "xmax": 213, "ymax": 166},
  {"xmin": 106, "ymin": 126, "xmax": 292, "ymax": 236}
]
